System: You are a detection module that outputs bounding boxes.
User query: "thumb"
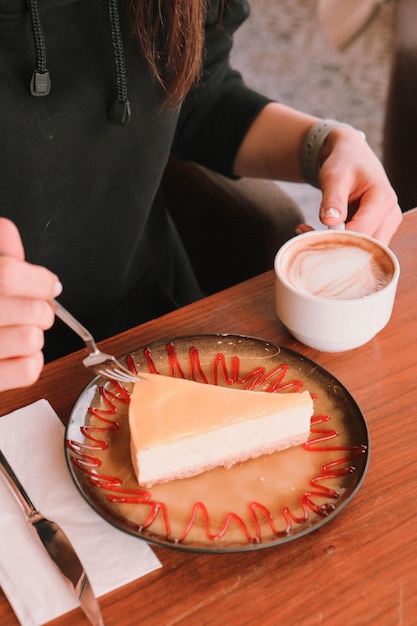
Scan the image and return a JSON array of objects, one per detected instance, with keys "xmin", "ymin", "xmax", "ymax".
[
  {"xmin": 0, "ymin": 218, "xmax": 25, "ymax": 261},
  {"xmin": 319, "ymin": 184, "xmax": 350, "ymax": 228},
  {"xmin": 318, "ymin": 167, "xmax": 351, "ymax": 228}
]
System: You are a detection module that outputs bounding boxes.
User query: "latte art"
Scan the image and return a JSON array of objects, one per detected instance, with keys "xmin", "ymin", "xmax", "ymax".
[
  {"xmin": 274, "ymin": 230, "xmax": 400, "ymax": 351},
  {"xmin": 283, "ymin": 236, "xmax": 394, "ymax": 300}
]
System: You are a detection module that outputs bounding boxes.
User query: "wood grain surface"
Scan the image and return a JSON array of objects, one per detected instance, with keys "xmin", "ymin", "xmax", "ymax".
[{"xmin": 1, "ymin": 209, "xmax": 416, "ymax": 626}]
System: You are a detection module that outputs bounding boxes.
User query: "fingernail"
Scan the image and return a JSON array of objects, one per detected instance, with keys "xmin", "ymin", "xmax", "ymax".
[
  {"xmin": 53, "ymin": 280, "xmax": 63, "ymax": 298},
  {"xmin": 321, "ymin": 207, "xmax": 341, "ymax": 219}
]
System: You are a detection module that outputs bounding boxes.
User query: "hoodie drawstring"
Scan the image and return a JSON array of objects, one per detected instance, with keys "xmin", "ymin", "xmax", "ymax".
[
  {"xmin": 27, "ymin": 0, "xmax": 51, "ymax": 96},
  {"xmin": 108, "ymin": 0, "xmax": 131, "ymax": 124},
  {"xmin": 26, "ymin": 0, "xmax": 131, "ymax": 124}
]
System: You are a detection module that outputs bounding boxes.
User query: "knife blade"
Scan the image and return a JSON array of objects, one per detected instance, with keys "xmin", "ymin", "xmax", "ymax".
[{"xmin": 0, "ymin": 449, "xmax": 104, "ymax": 626}]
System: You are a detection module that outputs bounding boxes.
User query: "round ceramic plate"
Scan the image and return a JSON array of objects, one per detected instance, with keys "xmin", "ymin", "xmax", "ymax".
[{"xmin": 65, "ymin": 334, "xmax": 369, "ymax": 553}]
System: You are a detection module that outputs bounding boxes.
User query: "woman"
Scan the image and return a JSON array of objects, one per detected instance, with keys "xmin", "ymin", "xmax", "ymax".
[{"xmin": 0, "ymin": 0, "xmax": 401, "ymax": 393}]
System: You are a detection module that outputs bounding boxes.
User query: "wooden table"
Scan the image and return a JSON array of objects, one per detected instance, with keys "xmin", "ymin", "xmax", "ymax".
[{"xmin": 1, "ymin": 209, "xmax": 416, "ymax": 626}]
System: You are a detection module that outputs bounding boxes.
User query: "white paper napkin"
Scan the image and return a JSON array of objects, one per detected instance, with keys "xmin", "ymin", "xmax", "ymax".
[{"xmin": 0, "ymin": 400, "xmax": 162, "ymax": 626}]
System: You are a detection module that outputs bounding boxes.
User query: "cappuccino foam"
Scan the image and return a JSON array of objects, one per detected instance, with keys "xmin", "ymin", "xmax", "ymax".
[{"xmin": 283, "ymin": 234, "xmax": 393, "ymax": 300}]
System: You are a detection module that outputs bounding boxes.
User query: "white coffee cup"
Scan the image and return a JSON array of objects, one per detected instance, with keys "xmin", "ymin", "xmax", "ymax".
[{"xmin": 274, "ymin": 229, "xmax": 400, "ymax": 352}]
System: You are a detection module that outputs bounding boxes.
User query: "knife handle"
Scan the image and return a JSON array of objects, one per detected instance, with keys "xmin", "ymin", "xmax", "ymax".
[{"xmin": 0, "ymin": 449, "xmax": 39, "ymax": 519}]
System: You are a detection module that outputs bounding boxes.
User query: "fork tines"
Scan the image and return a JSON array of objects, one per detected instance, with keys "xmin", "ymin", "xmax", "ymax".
[{"xmin": 97, "ymin": 367, "xmax": 141, "ymax": 384}]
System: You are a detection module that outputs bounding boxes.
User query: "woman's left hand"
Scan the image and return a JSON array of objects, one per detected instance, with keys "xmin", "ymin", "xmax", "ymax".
[
  {"xmin": 234, "ymin": 104, "xmax": 403, "ymax": 245},
  {"xmin": 316, "ymin": 126, "xmax": 402, "ymax": 244}
]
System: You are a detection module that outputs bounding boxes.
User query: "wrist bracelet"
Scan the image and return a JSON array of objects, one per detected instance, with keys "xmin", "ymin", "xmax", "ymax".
[{"xmin": 300, "ymin": 118, "xmax": 365, "ymax": 188}]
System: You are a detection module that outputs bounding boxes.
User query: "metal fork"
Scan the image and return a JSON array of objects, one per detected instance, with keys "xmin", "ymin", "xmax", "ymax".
[{"xmin": 53, "ymin": 300, "xmax": 142, "ymax": 384}]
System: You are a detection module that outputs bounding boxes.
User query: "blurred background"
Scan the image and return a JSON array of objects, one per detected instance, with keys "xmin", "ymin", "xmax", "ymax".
[{"xmin": 231, "ymin": 0, "xmax": 396, "ymax": 228}]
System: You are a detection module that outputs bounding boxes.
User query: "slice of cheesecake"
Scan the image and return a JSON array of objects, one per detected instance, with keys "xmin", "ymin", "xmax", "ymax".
[{"xmin": 129, "ymin": 373, "xmax": 313, "ymax": 487}]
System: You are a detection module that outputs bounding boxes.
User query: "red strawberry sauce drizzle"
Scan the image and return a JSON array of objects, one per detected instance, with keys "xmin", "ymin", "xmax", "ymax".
[{"xmin": 66, "ymin": 342, "xmax": 366, "ymax": 544}]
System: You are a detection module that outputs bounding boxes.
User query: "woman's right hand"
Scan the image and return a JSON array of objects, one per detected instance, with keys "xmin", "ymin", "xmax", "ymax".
[{"xmin": 0, "ymin": 218, "xmax": 62, "ymax": 392}]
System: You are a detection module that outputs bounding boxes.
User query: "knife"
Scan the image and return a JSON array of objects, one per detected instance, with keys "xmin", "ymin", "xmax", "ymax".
[{"xmin": 0, "ymin": 449, "xmax": 104, "ymax": 626}]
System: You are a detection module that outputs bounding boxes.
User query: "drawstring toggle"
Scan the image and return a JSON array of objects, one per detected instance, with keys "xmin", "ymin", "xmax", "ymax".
[
  {"xmin": 110, "ymin": 100, "xmax": 131, "ymax": 125},
  {"xmin": 30, "ymin": 70, "xmax": 51, "ymax": 96}
]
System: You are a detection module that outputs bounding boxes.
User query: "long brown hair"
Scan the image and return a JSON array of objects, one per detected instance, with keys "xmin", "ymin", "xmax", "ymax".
[{"xmin": 127, "ymin": 0, "xmax": 211, "ymax": 108}]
